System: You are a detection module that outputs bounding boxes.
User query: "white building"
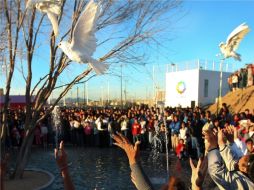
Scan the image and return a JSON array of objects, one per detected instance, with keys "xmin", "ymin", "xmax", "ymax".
[{"xmin": 165, "ymin": 68, "xmax": 232, "ymax": 107}]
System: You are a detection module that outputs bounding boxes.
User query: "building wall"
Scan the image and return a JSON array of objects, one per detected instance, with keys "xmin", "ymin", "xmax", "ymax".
[
  {"xmin": 0, "ymin": 95, "xmax": 35, "ymax": 109},
  {"xmin": 165, "ymin": 69, "xmax": 199, "ymax": 107},
  {"xmin": 165, "ymin": 69, "xmax": 231, "ymax": 107},
  {"xmin": 198, "ymin": 70, "xmax": 231, "ymax": 106}
]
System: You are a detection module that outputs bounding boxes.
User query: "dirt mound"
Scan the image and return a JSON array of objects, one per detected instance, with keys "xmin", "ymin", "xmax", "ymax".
[{"xmin": 208, "ymin": 86, "xmax": 254, "ymax": 114}]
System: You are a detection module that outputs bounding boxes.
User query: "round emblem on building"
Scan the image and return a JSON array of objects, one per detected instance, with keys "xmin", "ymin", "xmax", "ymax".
[{"xmin": 176, "ymin": 81, "xmax": 186, "ymax": 94}]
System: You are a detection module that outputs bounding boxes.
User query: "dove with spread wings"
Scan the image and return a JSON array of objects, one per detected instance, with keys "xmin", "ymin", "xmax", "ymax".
[
  {"xmin": 219, "ymin": 23, "xmax": 250, "ymax": 61},
  {"xmin": 58, "ymin": 0, "xmax": 108, "ymax": 75},
  {"xmin": 26, "ymin": 0, "xmax": 62, "ymax": 36}
]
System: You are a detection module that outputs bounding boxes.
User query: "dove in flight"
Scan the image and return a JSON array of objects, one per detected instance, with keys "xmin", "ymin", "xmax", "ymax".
[
  {"xmin": 26, "ymin": 0, "xmax": 62, "ymax": 36},
  {"xmin": 58, "ymin": 0, "xmax": 108, "ymax": 75},
  {"xmin": 219, "ymin": 23, "xmax": 250, "ymax": 61}
]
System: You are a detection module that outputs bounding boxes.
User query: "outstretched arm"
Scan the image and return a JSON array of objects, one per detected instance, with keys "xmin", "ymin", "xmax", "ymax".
[
  {"xmin": 190, "ymin": 157, "xmax": 208, "ymax": 190},
  {"xmin": 203, "ymin": 129, "xmax": 231, "ymax": 189},
  {"xmin": 112, "ymin": 132, "xmax": 154, "ymax": 190},
  {"xmin": 219, "ymin": 126, "xmax": 239, "ymax": 171},
  {"xmin": 55, "ymin": 141, "xmax": 75, "ymax": 190}
]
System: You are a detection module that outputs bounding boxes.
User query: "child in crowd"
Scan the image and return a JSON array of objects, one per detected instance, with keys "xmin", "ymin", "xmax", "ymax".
[
  {"xmin": 175, "ymin": 139, "xmax": 186, "ymax": 160},
  {"xmin": 132, "ymin": 118, "xmax": 141, "ymax": 143}
]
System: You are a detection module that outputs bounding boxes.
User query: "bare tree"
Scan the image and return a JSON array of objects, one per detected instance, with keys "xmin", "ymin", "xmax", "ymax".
[
  {"xmin": 1, "ymin": 0, "xmax": 23, "ymax": 149},
  {"xmin": 1, "ymin": 0, "xmax": 182, "ymax": 179}
]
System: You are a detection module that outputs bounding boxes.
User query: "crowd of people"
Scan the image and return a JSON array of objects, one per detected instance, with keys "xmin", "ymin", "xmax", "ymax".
[
  {"xmin": 1, "ymin": 103, "xmax": 254, "ymax": 189},
  {"xmin": 227, "ymin": 63, "xmax": 254, "ymax": 91},
  {"xmin": 1, "ymin": 105, "xmax": 214, "ymax": 157},
  {"xmin": 52, "ymin": 101, "xmax": 254, "ymax": 190},
  {"xmin": 3, "ymin": 104, "xmax": 254, "ymax": 159}
]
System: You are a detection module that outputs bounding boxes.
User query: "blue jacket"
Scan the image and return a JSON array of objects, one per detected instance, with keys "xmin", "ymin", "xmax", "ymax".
[{"xmin": 169, "ymin": 121, "xmax": 180, "ymax": 135}]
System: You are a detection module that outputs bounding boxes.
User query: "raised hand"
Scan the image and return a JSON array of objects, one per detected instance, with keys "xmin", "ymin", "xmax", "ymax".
[
  {"xmin": 190, "ymin": 157, "xmax": 208, "ymax": 190},
  {"xmin": 203, "ymin": 128, "xmax": 218, "ymax": 152},
  {"xmin": 55, "ymin": 141, "xmax": 68, "ymax": 172},
  {"xmin": 223, "ymin": 125, "xmax": 235, "ymax": 143},
  {"xmin": 54, "ymin": 141, "xmax": 75, "ymax": 190},
  {"xmin": 217, "ymin": 127, "xmax": 226, "ymax": 147},
  {"xmin": 233, "ymin": 126, "xmax": 239, "ymax": 140},
  {"xmin": 112, "ymin": 132, "xmax": 141, "ymax": 165}
]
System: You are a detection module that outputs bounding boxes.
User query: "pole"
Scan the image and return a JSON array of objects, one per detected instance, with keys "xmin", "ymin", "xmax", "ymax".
[
  {"xmin": 218, "ymin": 59, "xmax": 224, "ymax": 108},
  {"xmin": 107, "ymin": 80, "xmax": 109, "ymax": 105},
  {"xmin": 101, "ymin": 86, "xmax": 104, "ymax": 106},
  {"xmin": 146, "ymin": 86, "xmax": 148, "ymax": 101},
  {"xmin": 86, "ymin": 82, "xmax": 88, "ymax": 105},
  {"xmin": 121, "ymin": 64, "xmax": 123, "ymax": 109},
  {"xmin": 70, "ymin": 90, "xmax": 73, "ymax": 106},
  {"xmin": 124, "ymin": 80, "xmax": 127, "ymax": 105},
  {"xmin": 164, "ymin": 118, "xmax": 169, "ymax": 179},
  {"xmin": 63, "ymin": 86, "xmax": 66, "ymax": 106},
  {"xmin": 76, "ymin": 86, "xmax": 79, "ymax": 107},
  {"xmin": 83, "ymin": 82, "xmax": 86, "ymax": 105},
  {"xmin": 153, "ymin": 65, "xmax": 155, "ymax": 105}
]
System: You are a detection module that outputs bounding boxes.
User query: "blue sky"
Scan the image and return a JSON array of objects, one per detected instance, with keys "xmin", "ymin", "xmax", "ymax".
[{"xmin": 2, "ymin": 0, "xmax": 254, "ymax": 101}]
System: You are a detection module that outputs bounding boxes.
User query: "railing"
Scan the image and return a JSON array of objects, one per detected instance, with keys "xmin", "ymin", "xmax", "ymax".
[{"xmin": 166, "ymin": 59, "xmax": 235, "ymax": 73}]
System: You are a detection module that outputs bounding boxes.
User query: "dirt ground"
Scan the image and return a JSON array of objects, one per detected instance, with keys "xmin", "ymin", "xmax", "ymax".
[{"xmin": 208, "ymin": 85, "xmax": 254, "ymax": 114}]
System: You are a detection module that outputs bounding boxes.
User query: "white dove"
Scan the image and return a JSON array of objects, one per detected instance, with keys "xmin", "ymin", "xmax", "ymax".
[
  {"xmin": 58, "ymin": 0, "xmax": 108, "ymax": 75},
  {"xmin": 219, "ymin": 23, "xmax": 250, "ymax": 61},
  {"xmin": 26, "ymin": 0, "xmax": 62, "ymax": 36}
]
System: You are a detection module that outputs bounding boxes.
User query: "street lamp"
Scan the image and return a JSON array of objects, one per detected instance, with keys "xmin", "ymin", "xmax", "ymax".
[
  {"xmin": 216, "ymin": 54, "xmax": 225, "ymax": 110},
  {"xmin": 109, "ymin": 68, "xmax": 124, "ymax": 109},
  {"xmin": 76, "ymin": 86, "xmax": 79, "ymax": 107},
  {"xmin": 120, "ymin": 64, "xmax": 123, "ymax": 109}
]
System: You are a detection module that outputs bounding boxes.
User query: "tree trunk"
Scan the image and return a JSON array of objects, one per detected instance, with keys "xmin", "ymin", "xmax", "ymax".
[
  {"xmin": 11, "ymin": 127, "xmax": 35, "ymax": 179},
  {"xmin": 1, "ymin": 112, "xmax": 8, "ymax": 151},
  {"xmin": 0, "ymin": 72, "xmax": 13, "ymax": 154}
]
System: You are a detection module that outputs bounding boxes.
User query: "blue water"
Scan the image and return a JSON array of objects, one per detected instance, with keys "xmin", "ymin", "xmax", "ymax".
[{"xmin": 25, "ymin": 146, "xmax": 191, "ymax": 190}]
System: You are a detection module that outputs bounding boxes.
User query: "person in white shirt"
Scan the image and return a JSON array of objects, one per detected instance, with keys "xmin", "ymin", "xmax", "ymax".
[
  {"xmin": 140, "ymin": 117, "xmax": 147, "ymax": 149},
  {"xmin": 73, "ymin": 117, "xmax": 82, "ymax": 146},
  {"xmin": 41, "ymin": 123, "xmax": 48, "ymax": 149},
  {"xmin": 232, "ymin": 73, "xmax": 239, "ymax": 91},
  {"xmin": 95, "ymin": 116, "xmax": 103, "ymax": 131},
  {"xmin": 121, "ymin": 115, "xmax": 129, "ymax": 137},
  {"xmin": 96, "ymin": 116, "xmax": 109, "ymax": 147},
  {"xmin": 179, "ymin": 122, "xmax": 188, "ymax": 144}
]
